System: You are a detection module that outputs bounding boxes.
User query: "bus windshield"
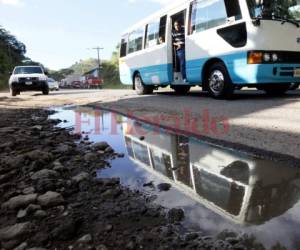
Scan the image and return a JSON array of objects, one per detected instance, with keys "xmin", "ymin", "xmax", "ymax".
[{"xmin": 247, "ymin": 0, "xmax": 300, "ymax": 21}]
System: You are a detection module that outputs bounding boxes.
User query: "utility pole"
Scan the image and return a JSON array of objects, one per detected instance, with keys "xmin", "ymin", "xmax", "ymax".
[{"xmin": 88, "ymin": 47, "xmax": 103, "ymax": 81}]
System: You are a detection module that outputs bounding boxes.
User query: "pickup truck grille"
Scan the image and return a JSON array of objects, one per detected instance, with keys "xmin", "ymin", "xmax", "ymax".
[{"xmin": 19, "ymin": 77, "xmax": 39, "ymax": 82}]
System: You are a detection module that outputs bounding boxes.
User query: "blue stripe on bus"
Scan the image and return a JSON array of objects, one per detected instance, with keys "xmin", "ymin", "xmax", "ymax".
[
  {"xmin": 120, "ymin": 64, "xmax": 172, "ymax": 85},
  {"xmin": 188, "ymin": 52, "xmax": 300, "ymax": 84},
  {"xmin": 121, "ymin": 51, "xmax": 300, "ymax": 85},
  {"xmin": 130, "ymin": 64, "xmax": 173, "ymax": 85}
]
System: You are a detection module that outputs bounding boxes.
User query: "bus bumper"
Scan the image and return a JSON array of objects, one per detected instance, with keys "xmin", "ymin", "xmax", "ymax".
[{"xmin": 228, "ymin": 63, "xmax": 300, "ymax": 85}]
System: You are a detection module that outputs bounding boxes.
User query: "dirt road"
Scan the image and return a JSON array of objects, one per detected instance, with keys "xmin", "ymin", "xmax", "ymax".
[{"xmin": 1, "ymin": 88, "xmax": 300, "ymax": 160}]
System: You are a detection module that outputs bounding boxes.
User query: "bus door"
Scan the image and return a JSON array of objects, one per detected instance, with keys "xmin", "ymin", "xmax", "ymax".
[
  {"xmin": 170, "ymin": 10, "xmax": 187, "ymax": 84},
  {"xmin": 142, "ymin": 15, "xmax": 170, "ymax": 85}
]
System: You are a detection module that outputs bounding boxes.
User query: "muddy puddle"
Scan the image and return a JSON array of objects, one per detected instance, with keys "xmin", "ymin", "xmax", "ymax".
[{"xmin": 50, "ymin": 106, "xmax": 300, "ymax": 249}]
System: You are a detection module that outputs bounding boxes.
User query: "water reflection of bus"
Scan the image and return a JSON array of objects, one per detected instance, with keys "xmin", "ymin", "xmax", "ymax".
[{"xmin": 123, "ymin": 121, "xmax": 300, "ymax": 225}]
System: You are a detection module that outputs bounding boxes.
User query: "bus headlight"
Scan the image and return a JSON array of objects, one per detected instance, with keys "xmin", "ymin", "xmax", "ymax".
[
  {"xmin": 272, "ymin": 53, "xmax": 278, "ymax": 62},
  {"xmin": 248, "ymin": 51, "xmax": 282, "ymax": 64},
  {"xmin": 263, "ymin": 53, "xmax": 271, "ymax": 62},
  {"xmin": 248, "ymin": 52, "xmax": 263, "ymax": 64}
]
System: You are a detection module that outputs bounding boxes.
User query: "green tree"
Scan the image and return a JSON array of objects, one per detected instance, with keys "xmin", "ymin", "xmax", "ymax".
[
  {"xmin": 0, "ymin": 26, "xmax": 27, "ymax": 89},
  {"xmin": 49, "ymin": 68, "xmax": 74, "ymax": 81}
]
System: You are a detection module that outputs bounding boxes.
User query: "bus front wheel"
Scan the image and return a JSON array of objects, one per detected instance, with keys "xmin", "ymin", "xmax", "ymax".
[
  {"xmin": 134, "ymin": 73, "xmax": 153, "ymax": 95},
  {"xmin": 207, "ymin": 63, "xmax": 235, "ymax": 99},
  {"xmin": 260, "ymin": 84, "xmax": 291, "ymax": 96}
]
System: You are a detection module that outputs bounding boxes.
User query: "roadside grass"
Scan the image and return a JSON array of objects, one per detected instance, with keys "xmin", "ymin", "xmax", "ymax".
[
  {"xmin": 102, "ymin": 83, "xmax": 131, "ymax": 89},
  {"xmin": 0, "ymin": 77, "xmax": 8, "ymax": 92}
]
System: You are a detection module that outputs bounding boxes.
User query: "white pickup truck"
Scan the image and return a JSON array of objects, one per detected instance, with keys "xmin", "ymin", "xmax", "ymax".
[{"xmin": 9, "ymin": 65, "xmax": 49, "ymax": 96}]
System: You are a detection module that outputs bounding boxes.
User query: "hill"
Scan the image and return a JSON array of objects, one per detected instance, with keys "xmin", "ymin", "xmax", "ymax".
[{"xmin": 50, "ymin": 46, "xmax": 126, "ymax": 89}]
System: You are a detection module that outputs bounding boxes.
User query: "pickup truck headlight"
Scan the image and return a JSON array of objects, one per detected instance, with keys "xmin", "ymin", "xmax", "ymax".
[
  {"xmin": 11, "ymin": 76, "xmax": 19, "ymax": 82},
  {"xmin": 39, "ymin": 76, "xmax": 47, "ymax": 81}
]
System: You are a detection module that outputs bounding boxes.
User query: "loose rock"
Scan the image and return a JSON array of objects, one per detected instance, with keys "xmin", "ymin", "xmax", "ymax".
[
  {"xmin": 72, "ymin": 172, "xmax": 89, "ymax": 183},
  {"xmin": 17, "ymin": 209, "xmax": 27, "ymax": 219},
  {"xmin": 167, "ymin": 208, "xmax": 185, "ymax": 223},
  {"xmin": 157, "ymin": 183, "xmax": 172, "ymax": 192},
  {"xmin": 13, "ymin": 242, "xmax": 28, "ymax": 250},
  {"xmin": 37, "ymin": 191, "xmax": 64, "ymax": 207},
  {"xmin": 77, "ymin": 234, "xmax": 92, "ymax": 243},
  {"xmin": 2, "ymin": 194, "xmax": 38, "ymax": 210},
  {"xmin": 31, "ymin": 169, "xmax": 59, "ymax": 181},
  {"xmin": 0, "ymin": 222, "xmax": 31, "ymax": 241},
  {"xmin": 92, "ymin": 142, "xmax": 109, "ymax": 151},
  {"xmin": 34, "ymin": 210, "xmax": 47, "ymax": 218}
]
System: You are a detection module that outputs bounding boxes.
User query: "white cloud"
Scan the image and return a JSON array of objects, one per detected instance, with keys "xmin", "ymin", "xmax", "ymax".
[{"xmin": 0, "ymin": 0, "xmax": 24, "ymax": 7}]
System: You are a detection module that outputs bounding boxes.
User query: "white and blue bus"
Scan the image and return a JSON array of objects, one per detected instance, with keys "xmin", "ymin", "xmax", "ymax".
[{"xmin": 119, "ymin": 0, "xmax": 300, "ymax": 99}]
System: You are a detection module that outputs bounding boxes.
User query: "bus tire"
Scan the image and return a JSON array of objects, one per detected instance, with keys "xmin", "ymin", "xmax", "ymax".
[
  {"xmin": 207, "ymin": 63, "xmax": 235, "ymax": 99},
  {"xmin": 172, "ymin": 85, "xmax": 191, "ymax": 95},
  {"xmin": 261, "ymin": 84, "xmax": 291, "ymax": 96},
  {"xmin": 134, "ymin": 73, "xmax": 153, "ymax": 95}
]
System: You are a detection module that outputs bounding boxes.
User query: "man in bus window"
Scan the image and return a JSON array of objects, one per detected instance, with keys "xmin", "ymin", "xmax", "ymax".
[{"xmin": 172, "ymin": 21, "xmax": 186, "ymax": 82}]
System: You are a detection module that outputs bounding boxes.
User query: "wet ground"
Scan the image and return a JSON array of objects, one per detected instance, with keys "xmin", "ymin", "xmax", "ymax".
[
  {"xmin": 50, "ymin": 106, "xmax": 300, "ymax": 250},
  {"xmin": 1, "ymin": 89, "xmax": 300, "ymax": 159}
]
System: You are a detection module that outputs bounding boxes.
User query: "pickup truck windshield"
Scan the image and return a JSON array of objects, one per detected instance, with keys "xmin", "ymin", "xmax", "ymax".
[
  {"xmin": 14, "ymin": 66, "xmax": 43, "ymax": 75},
  {"xmin": 247, "ymin": 0, "xmax": 300, "ymax": 21}
]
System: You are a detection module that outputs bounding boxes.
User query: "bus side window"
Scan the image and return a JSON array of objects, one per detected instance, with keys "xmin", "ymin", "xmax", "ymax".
[
  {"xmin": 224, "ymin": 0, "xmax": 242, "ymax": 20},
  {"xmin": 128, "ymin": 28, "xmax": 144, "ymax": 54},
  {"xmin": 145, "ymin": 21, "xmax": 160, "ymax": 48},
  {"xmin": 189, "ymin": 0, "xmax": 227, "ymax": 34},
  {"xmin": 159, "ymin": 15, "xmax": 167, "ymax": 44},
  {"xmin": 120, "ymin": 37, "xmax": 128, "ymax": 58},
  {"xmin": 189, "ymin": 2, "xmax": 197, "ymax": 35}
]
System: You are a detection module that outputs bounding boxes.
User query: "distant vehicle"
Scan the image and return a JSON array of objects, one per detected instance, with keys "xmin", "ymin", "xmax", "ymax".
[
  {"xmin": 82, "ymin": 68, "xmax": 104, "ymax": 89},
  {"xmin": 71, "ymin": 81, "xmax": 82, "ymax": 88},
  {"xmin": 9, "ymin": 66, "xmax": 49, "ymax": 96},
  {"xmin": 47, "ymin": 78, "xmax": 59, "ymax": 91},
  {"xmin": 59, "ymin": 81, "xmax": 66, "ymax": 88},
  {"xmin": 120, "ymin": 0, "xmax": 300, "ymax": 98},
  {"xmin": 86, "ymin": 77, "xmax": 103, "ymax": 89}
]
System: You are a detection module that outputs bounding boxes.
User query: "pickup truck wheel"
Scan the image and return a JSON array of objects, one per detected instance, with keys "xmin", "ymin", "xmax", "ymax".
[
  {"xmin": 42, "ymin": 87, "xmax": 49, "ymax": 95},
  {"xmin": 10, "ymin": 88, "xmax": 18, "ymax": 97}
]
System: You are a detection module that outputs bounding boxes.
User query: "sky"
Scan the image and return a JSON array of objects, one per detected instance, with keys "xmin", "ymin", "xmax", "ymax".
[{"xmin": 0, "ymin": 0, "xmax": 175, "ymax": 70}]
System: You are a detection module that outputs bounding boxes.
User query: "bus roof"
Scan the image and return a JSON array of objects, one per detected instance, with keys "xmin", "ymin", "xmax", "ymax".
[{"xmin": 122, "ymin": 0, "xmax": 189, "ymax": 35}]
